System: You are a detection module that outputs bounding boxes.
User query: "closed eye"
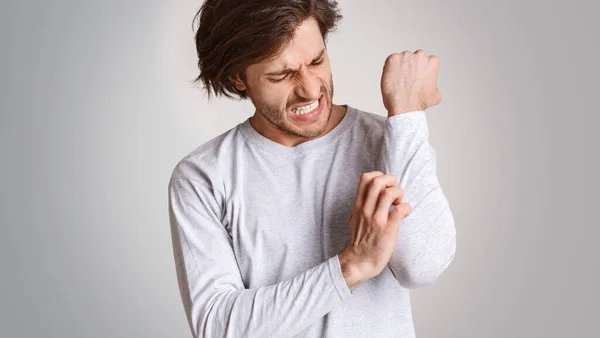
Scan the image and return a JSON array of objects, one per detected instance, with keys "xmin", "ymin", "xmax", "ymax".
[
  {"xmin": 269, "ymin": 75, "xmax": 289, "ymax": 83},
  {"xmin": 311, "ymin": 58, "xmax": 324, "ymax": 66},
  {"xmin": 268, "ymin": 57, "xmax": 324, "ymax": 83}
]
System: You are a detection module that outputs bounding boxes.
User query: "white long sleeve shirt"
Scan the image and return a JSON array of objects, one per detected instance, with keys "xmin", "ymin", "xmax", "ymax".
[{"xmin": 168, "ymin": 105, "xmax": 456, "ymax": 337}]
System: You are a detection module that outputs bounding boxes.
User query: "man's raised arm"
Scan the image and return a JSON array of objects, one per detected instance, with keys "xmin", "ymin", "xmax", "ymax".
[{"xmin": 378, "ymin": 50, "xmax": 457, "ymax": 288}]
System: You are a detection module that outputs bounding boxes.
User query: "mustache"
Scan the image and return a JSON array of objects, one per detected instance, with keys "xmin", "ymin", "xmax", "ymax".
[{"xmin": 287, "ymin": 85, "xmax": 329, "ymax": 108}]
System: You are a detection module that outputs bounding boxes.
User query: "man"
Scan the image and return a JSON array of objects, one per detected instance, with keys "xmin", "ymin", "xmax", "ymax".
[{"xmin": 168, "ymin": 0, "xmax": 456, "ymax": 337}]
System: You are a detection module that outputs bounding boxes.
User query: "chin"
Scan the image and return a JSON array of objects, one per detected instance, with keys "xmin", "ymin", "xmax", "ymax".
[{"xmin": 302, "ymin": 104, "xmax": 333, "ymax": 138}]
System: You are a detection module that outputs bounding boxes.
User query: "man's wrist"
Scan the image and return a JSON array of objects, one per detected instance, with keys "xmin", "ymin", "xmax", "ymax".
[
  {"xmin": 338, "ymin": 249, "xmax": 366, "ymax": 292},
  {"xmin": 387, "ymin": 107, "xmax": 425, "ymax": 117}
]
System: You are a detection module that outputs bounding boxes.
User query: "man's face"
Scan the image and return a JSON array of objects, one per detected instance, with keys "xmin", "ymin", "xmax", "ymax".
[{"xmin": 235, "ymin": 16, "xmax": 334, "ymax": 140}]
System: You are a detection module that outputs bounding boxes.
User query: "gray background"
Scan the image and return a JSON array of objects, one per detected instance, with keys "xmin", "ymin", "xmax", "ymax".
[{"xmin": 1, "ymin": 0, "xmax": 598, "ymax": 337}]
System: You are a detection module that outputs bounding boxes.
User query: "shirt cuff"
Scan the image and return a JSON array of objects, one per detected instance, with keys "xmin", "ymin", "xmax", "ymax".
[
  {"xmin": 386, "ymin": 110, "xmax": 426, "ymax": 124},
  {"xmin": 328, "ymin": 255, "xmax": 354, "ymax": 300}
]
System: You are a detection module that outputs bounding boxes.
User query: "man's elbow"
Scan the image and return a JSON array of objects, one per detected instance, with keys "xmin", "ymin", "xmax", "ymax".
[{"xmin": 395, "ymin": 246, "xmax": 456, "ymax": 289}]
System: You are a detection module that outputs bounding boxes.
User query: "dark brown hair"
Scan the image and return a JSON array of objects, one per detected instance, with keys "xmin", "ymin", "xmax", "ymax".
[{"xmin": 192, "ymin": 0, "xmax": 343, "ymax": 100}]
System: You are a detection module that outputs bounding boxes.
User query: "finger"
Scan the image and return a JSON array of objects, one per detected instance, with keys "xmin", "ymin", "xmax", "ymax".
[
  {"xmin": 425, "ymin": 56, "xmax": 441, "ymax": 103},
  {"xmin": 431, "ymin": 89, "xmax": 443, "ymax": 106},
  {"xmin": 353, "ymin": 171, "xmax": 384, "ymax": 209},
  {"xmin": 374, "ymin": 186, "xmax": 404, "ymax": 224},
  {"xmin": 425, "ymin": 54, "xmax": 439, "ymax": 73},
  {"xmin": 428, "ymin": 55, "xmax": 440, "ymax": 65},
  {"xmin": 429, "ymin": 56, "xmax": 440, "ymax": 80},
  {"xmin": 388, "ymin": 202, "xmax": 412, "ymax": 227},
  {"xmin": 363, "ymin": 174, "xmax": 398, "ymax": 217}
]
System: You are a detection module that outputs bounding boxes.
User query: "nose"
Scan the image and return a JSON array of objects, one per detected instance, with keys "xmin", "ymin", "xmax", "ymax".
[{"xmin": 293, "ymin": 66, "xmax": 321, "ymax": 100}]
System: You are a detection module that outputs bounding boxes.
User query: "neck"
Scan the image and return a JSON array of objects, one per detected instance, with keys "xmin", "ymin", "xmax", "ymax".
[{"xmin": 249, "ymin": 103, "xmax": 348, "ymax": 147}]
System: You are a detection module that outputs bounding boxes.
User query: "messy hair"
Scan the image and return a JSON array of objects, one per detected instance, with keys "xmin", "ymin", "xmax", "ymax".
[{"xmin": 192, "ymin": 0, "xmax": 343, "ymax": 100}]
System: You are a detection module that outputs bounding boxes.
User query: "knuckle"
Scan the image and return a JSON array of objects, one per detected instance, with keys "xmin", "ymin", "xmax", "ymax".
[
  {"xmin": 368, "ymin": 181, "xmax": 380, "ymax": 192},
  {"xmin": 373, "ymin": 214, "xmax": 387, "ymax": 226},
  {"xmin": 381, "ymin": 189, "xmax": 393, "ymax": 200},
  {"xmin": 360, "ymin": 172, "xmax": 371, "ymax": 182},
  {"xmin": 361, "ymin": 171, "xmax": 383, "ymax": 182},
  {"xmin": 385, "ymin": 54, "xmax": 398, "ymax": 64},
  {"xmin": 387, "ymin": 188, "xmax": 398, "ymax": 200},
  {"xmin": 370, "ymin": 176, "xmax": 384, "ymax": 189}
]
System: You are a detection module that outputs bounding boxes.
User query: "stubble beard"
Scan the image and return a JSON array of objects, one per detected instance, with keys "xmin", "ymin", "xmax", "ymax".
[{"xmin": 249, "ymin": 74, "xmax": 335, "ymax": 140}]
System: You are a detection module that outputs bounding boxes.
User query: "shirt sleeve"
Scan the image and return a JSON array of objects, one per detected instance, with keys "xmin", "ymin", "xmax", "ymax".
[
  {"xmin": 380, "ymin": 111, "xmax": 457, "ymax": 289},
  {"xmin": 168, "ymin": 176, "xmax": 353, "ymax": 337}
]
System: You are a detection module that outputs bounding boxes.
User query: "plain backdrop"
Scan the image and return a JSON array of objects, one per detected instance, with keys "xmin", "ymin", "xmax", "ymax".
[{"xmin": 1, "ymin": 0, "xmax": 599, "ymax": 337}]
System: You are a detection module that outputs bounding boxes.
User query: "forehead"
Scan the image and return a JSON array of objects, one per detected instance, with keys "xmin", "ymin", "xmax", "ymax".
[{"xmin": 252, "ymin": 16, "xmax": 325, "ymax": 72}]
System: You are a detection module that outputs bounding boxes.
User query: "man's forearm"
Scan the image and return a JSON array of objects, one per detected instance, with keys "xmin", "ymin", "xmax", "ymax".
[
  {"xmin": 380, "ymin": 111, "xmax": 457, "ymax": 288},
  {"xmin": 177, "ymin": 254, "xmax": 353, "ymax": 337}
]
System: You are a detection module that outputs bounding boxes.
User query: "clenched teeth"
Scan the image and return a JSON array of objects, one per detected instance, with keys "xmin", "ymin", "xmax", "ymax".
[{"xmin": 292, "ymin": 100, "xmax": 319, "ymax": 115}]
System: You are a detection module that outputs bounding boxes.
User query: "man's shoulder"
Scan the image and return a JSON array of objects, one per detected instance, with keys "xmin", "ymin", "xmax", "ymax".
[
  {"xmin": 169, "ymin": 123, "xmax": 243, "ymax": 186},
  {"xmin": 353, "ymin": 106, "xmax": 386, "ymax": 123},
  {"xmin": 349, "ymin": 105, "xmax": 387, "ymax": 134}
]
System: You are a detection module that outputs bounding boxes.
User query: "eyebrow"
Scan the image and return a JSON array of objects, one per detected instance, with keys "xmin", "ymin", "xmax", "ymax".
[{"xmin": 264, "ymin": 48, "xmax": 326, "ymax": 77}]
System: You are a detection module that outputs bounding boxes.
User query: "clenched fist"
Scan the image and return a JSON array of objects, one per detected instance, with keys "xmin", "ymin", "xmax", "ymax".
[{"xmin": 380, "ymin": 49, "xmax": 442, "ymax": 116}]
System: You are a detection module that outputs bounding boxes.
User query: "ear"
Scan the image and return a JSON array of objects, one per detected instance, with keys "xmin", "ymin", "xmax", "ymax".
[{"xmin": 229, "ymin": 74, "xmax": 247, "ymax": 91}]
